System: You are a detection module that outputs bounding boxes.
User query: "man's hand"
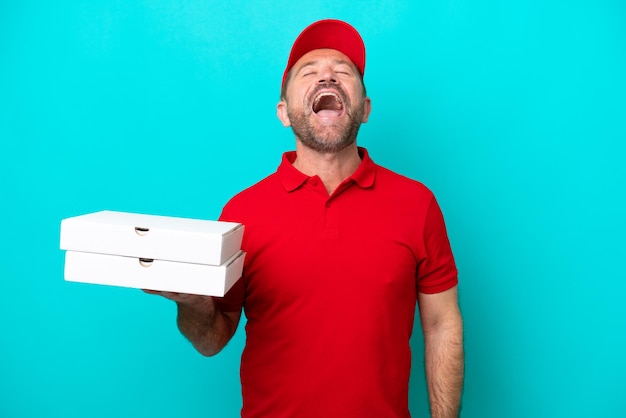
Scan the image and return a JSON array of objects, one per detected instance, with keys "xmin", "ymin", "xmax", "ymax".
[{"xmin": 143, "ymin": 289, "xmax": 241, "ymax": 356}]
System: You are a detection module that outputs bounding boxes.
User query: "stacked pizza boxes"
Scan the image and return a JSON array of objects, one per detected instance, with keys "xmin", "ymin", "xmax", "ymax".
[{"xmin": 60, "ymin": 211, "xmax": 245, "ymax": 296}]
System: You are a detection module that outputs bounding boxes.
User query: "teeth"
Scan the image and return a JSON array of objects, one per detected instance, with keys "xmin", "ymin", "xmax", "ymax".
[{"xmin": 314, "ymin": 92, "xmax": 342, "ymax": 107}]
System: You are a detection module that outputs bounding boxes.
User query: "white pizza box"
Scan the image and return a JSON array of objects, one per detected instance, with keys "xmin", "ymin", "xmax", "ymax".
[
  {"xmin": 60, "ymin": 210, "xmax": 244, "ymax": 266},
  {"xmin": 64, "ymin": 250, "xmax": 245, "ymax": 297}
]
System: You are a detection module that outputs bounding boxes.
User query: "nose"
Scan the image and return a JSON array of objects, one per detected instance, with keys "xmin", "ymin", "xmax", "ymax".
[{"xmin": 317, "ymin": 67, "xmax": 338, "ymax": 84}]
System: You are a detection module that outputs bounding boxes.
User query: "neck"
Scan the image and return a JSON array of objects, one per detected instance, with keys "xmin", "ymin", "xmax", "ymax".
[{"xmin": 292, "ymin": 142, "xmax": 362, "ymax": 194}]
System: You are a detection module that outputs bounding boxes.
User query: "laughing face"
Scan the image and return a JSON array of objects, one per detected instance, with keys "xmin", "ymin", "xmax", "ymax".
[{"xmin": 277, "ymin": 49, "xmax": 371, "ymax": 154}]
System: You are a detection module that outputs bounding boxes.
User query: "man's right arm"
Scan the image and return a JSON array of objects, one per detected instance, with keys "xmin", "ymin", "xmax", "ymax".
[{"xmin": 145, "ymin": 290, "xmax": 242, "ymax": 356}]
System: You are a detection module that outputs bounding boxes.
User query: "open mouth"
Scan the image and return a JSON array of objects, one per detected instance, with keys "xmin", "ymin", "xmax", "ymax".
[{"xmin": 312, "ymin": 91, "xmax": 344, "ymax": 117}]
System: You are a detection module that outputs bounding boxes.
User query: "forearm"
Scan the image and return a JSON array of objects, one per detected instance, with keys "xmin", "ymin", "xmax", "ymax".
[
  {"xmin": 176, "ymin": 300, "xmax": 238, "ymax": 356},
  {"xmin": 424, "ymin": 318, "xmax": 464, "ymax": 418}
]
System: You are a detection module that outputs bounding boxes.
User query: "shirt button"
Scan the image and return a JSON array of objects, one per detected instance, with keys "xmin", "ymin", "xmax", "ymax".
[{"xmin": 311, "ymin": 179, "xmax": 318, "ymax": 187}]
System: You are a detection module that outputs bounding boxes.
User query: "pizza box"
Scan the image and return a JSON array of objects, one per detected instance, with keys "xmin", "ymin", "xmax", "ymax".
[
  {"xmin": 63, "ymin": 249, "xmax": 245, "ymax": 297},
  {"xmin": 60, "ymin": 210, "xmax": 244, "ymax": 266}
]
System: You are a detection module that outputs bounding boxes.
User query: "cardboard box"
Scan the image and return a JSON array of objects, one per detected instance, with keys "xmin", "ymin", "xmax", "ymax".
[
  {"xmin": 60, "ymin": 210, "xmax": 245, "ymax": 296},
  {"xmin": 60, "ymin": 210, "xmax": 244, "ymax": 266},
  {"xmin": 63, "ymin": 250, "xmax": 245, "ymax": 297}
]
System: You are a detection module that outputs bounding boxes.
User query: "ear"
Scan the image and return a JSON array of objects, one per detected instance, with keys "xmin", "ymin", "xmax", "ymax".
[
  {"xmin": 361, "ymin": 97, "xmax": 372, "ymax": 123},
  {"xmin": 276, "ymin": 100, "xmax": 291, "ymax": 127}
]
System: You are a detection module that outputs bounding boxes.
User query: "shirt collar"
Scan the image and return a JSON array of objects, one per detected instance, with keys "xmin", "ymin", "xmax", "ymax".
[{"xmin": 278, "ymin": 146, "xmax": 377, "ymax": 192}]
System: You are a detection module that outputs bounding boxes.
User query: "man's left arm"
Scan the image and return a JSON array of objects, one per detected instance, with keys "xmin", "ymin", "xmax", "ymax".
[{"xmin": 418, "ymin": 285, "xmax": 464, "ymax": 418}]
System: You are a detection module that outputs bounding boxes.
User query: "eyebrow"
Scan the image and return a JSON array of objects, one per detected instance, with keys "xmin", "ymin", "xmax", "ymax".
[{"xmin": 295, "ymin": 59, "xmax": 355, "ymax": 74}]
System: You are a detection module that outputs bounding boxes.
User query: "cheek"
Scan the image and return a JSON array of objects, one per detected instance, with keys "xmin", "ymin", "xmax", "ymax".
[
  {"xmin": 287, "ymin": 94, "xmax": 312, "ymax": 116},
  {"xmin": 288, "ymin": 80, "xmax": 316, "ymax": 103}
]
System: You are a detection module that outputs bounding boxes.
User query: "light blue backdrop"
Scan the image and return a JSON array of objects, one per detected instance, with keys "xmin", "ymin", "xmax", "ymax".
[{"xmin": 1, "ymin": 1, "xmax": 624, "ymax": 417}]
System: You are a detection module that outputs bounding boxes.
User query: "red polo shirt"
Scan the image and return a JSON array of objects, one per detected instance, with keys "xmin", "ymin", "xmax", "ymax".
[{"xmin": 217, "ymin": 147, "xmax": 457, "ymax": 418}]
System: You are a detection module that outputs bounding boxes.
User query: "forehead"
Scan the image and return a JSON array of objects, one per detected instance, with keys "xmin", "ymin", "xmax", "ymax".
[{"xmin": 292, "ymin": 48, "xmax": 358, "ymax": 72}]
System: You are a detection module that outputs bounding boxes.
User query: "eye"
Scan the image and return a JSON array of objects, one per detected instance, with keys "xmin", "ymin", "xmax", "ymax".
[
  {"xmin": 299, "ymin": 69, "xmax": 317, "ymax": 78},
  {"xmin": 334, "ymin": 66, "xmax": 353, "ymax": 76}
]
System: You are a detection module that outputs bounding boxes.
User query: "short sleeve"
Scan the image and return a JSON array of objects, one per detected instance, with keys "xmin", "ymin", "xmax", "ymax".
[{"xmin": 416, "ymin": 196, "xmax": 458, "ymax": 294}]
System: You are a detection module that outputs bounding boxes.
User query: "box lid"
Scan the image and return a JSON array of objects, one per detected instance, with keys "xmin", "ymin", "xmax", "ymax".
[{"xmin": 60, "ymin": 210, "xmax": 244, "ymax": 265}]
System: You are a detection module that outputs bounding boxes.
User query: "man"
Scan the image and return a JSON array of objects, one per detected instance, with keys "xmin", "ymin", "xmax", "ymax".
[{"xmin": 150, "ymin": 19, "xmax": 463, "ymax": 418}]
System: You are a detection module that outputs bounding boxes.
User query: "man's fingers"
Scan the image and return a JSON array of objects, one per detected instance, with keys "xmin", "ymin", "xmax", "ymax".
[
  {"xmin": 142, "ymin": 289, "xmax": 211, "ymax": 306},
  {"xmin": 142, "ymin": 289, "xmax": 183, "ymax": 300}
]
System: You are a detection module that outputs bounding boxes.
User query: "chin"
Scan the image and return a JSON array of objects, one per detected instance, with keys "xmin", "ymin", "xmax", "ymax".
[{"xmin": 300, "ymin": 134, "xmax": 356, "ymax": 154}]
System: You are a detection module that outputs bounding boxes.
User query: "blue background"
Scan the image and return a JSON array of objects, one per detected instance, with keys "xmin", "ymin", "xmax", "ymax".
[{"xmin": 1, "ymin": 1, "xmax": 625, "ymax": 417}]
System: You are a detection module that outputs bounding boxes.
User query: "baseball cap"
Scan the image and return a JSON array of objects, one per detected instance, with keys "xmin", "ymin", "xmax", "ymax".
[{"xmin": 281, "ymin": 19, "xmax": 366, "ymax": 88}]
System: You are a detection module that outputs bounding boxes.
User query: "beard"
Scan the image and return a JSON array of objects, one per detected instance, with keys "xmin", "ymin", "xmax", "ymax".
[{"xmin": 287, "ymin": 83, "xmax": 365, "ymax": 154}]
